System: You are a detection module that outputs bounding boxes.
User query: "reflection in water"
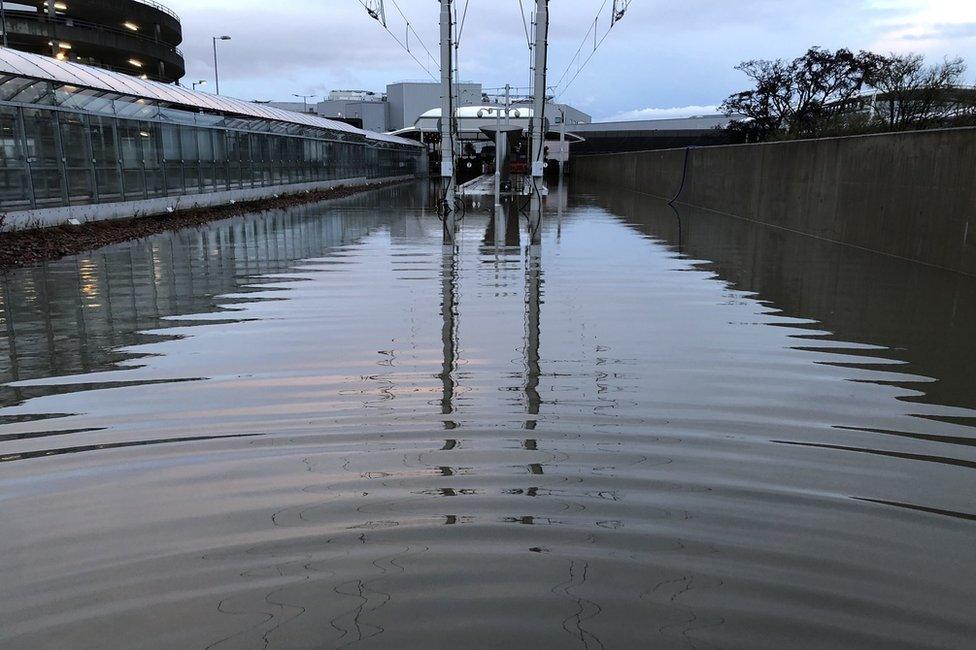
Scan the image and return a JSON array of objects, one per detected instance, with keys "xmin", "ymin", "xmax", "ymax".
[
  {"xmin": 0, "ymin": 180, "xmax": 975, "ymax": 648},
  {"xmin": 524, "ymin": 237, "xmax": 543, "ymax": 429},
  {"xmin": 578, "ymin": 180, "xmax": 976, "ymax": 415},
  {"xmin": 440, "ymin": 242, "xmax": 459, "ymax": 430}
]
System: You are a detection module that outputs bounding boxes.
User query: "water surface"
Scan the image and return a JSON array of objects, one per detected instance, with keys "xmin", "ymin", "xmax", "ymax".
[{"xmin": 1, "ymin": 181, "xmax": 974, "ymax": 649}]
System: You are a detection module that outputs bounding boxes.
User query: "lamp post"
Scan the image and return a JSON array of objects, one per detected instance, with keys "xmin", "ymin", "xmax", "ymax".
[
  {"xmin": 293, "ymin": 93, "xmax": 317, "ymax": 113},
  {"xmin": 212, "ymin": 35, "xmax": 231, "ymax": 95},
  {"xmin": 192, "ymin": 79, "xmax": 207, "ymax": 91}
]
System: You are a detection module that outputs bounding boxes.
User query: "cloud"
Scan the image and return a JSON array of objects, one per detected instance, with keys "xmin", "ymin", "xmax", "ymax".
[
  {"xmin": 602, "ymin": 105, "xmax": 722, "ymax": 122},
  {"xmin": 162, "ymin": 0, "xmax": 976, "ymax": 120},
  {"xmin": 899, "ymin": 22, "xmax": 976, "ymax": 41}
]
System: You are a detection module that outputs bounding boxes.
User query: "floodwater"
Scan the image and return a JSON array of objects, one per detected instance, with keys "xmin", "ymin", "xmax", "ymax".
[{"xmin": 0, "ymin": 181, "xmax": 974, "ymax": 649}]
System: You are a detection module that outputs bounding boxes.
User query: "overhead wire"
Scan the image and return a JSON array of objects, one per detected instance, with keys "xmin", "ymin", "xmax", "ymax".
[
  {"xmin": 355, "ymin": 0, "xmax": 438, "ymax": 80},
  {"xmin": 550, "ymin": 0, "xmax": 609, "ymax": 91},
  {"xmin": 516, "ymin": 0, "xmax": 531, "ymax": 48},
  {"xmin": 457, "ymin": 0, "xmax": 471, "ymax": 45},
  {"xmin": 387, "ymin": 0, "xmax": 440, "ymax": 68},
  {"xmin": 553, "ymin": 26, "xmax": 613, "ymax": 99},
  {"xmin": 550, "ymin": 0, "xmax": 633, "ymax": 99}
]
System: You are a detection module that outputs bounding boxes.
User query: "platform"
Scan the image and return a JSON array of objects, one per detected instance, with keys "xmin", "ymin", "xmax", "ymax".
[{"xmin": 458, "ymin": 174, "xmax": 546, "ymax": 197}]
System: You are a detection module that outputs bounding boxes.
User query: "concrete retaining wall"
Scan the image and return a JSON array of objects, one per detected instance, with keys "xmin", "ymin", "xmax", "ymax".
[
  {"xmin": 3, "ymin": 175, "xmax": 419, "ymax": 231},
  {"xmin": 572, "ymin": 127, "xmax": 976, "ymax": 275}
]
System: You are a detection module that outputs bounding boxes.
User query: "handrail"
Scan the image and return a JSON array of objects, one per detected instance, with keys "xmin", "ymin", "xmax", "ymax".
[
  {"xmin": 3, "ymin": 11, "xmax": 183, "ymax": 57},
  {"xmin": 129, "ymin": 0, "xmax": 181, "ymax": 22}
]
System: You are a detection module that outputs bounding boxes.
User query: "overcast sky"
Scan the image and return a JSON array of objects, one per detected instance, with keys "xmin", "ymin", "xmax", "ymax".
[{"xmin": 167, "ymin": 0, "xmax": 976, "ymax": 121}]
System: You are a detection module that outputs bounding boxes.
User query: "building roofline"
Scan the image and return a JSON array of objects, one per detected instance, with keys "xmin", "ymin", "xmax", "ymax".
[{"xmin": 0, "ymin": 48, "xmax": 421, "ymax": 147}]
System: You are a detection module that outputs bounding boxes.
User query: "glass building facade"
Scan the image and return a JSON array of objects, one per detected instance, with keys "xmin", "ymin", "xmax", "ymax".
[{"xmin": 0, "ymin": 50, "xmax": 425, "ymax": 212}]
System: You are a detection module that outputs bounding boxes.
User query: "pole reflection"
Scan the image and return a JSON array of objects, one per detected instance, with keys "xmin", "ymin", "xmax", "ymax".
[
  {"xmin": 524, "ymin": 235, "xmax": 543, "ymax": 429},
  {"xmin": 439, "ymin": 241, "xmax": 460, "ymax": 430}
]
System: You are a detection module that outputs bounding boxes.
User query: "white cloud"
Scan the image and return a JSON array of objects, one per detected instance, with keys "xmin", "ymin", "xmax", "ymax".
[
  {"xmin": 160, "ymin": 0, "xmax": 976, "ymax": 119},
  {"xmin": 602, "ymin": 105, "xmax": 722, "ymax": 122},
  {"xmin": 869, "ymin": 0, "xmax": 976, "ymax": 53}
]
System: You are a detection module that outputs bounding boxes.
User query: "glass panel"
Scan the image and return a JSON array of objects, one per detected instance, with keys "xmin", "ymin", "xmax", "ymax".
[
  {"xmin": 180, "ymin": 126, "xmax": 199, "ymax": 162},
  {"xmin": 0, "ymin": 169, "xmax": 30, "ymax": 208},
  {"xmin": 0, "ymin": 105, "xmax": 25, "ymax": 167},
  {"xmin": 223, "ymin": 131, "xmax": 237, "ymax": 190},
  {"xmin": 118, "ymin": 119, "xmax": 147, "ymax": 200},
  {"xmin": 212, "ymin": 130, "xmax": 227, "ymax": 189},
  {"xmin": 195, "ymin": 112, "xmax": 223, "ymax": 127},
  {"xmin": 24, "ymin": 109, "xmax": 64, "ymax": 207},
  {"xmin": 165, "ymin": 162, "xmax": 183, "ymax": 195},
  {"xmin": 160, "ymin": 123, "xmax": 182, "ymax": 195},
  {"xmin": 159, "ymin": 105, "xmax": 198, "ymax": 124},
  {"xmin": 141, "ymin": 122, "xmax": 164, "ymax": 197},
  {"xmin": 23, "ymin": 109, "xmax": 60, "ymax": 166},
  {"xmin": 257, "ymin": 133, "xmax": 271, "ymax": 186},
  {"xmin": 89, "ymin": 116, "xmax": 122, "ymax": 202},
  {"xmin": 59, "ymin": 112, "xmax": 94, "ymax": 205},
  {"xmin": 197, "ymin": 128, "xmax": 216, "ymax": 191},
  {"xmin": 55, "ymin": 86, "xmax": 117, "ymax": 115},
  {"xmin": 0, "ymin": 105, "xmax": 29, "ymax": 207},
  {"xmin": 0, "ymin": 78, "xmax": 54, "ymax": 105},
  {"xmin": 114, "ymin": 97, "xmax": 158, "ymax": 119},
  {"xmin": 181, "ymin": 127, "xmax": 200, "ymax": 192},
  {"xmin": 269, "ymin": 136, "xmax": 281, "ymax": 184}
]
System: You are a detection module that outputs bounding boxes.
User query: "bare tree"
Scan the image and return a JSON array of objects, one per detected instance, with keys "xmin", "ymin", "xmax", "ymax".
[
  {"xmin": 723, "ymin": 48, "xmax": 883, "ymax": 139},
  {"xmin": 721, "ymin": 58, "xmax": 794, "ymax": 140},
  {"xmin": 790, "ymin": 48, "xmax": 886, "ymax": 135},
  {"xmin": 867, "ymin": 54, "xmax": 969, "ymax": 129}
]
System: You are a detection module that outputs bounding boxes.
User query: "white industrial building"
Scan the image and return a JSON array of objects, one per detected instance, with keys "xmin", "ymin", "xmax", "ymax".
[{"xmin": 264, "ymin": 81, "xmax": 591, "ymax": 135}]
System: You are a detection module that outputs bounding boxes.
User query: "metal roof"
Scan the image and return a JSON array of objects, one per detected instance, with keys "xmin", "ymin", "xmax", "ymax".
[
  {"xmin": 0, "ymin": 48, "xmax": 421, "ymax": 147},
  {"xmin": 571, "ymin": 115, "xmax": 736, "ymax": 132},
  {"xmin": 419, "ymin": 106, "xmax": 535, "ymax": 119}
]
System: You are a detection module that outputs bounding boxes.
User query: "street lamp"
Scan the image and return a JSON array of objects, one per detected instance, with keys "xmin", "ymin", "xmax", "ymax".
[
  {"xmin": 293, "ymin": 93, "xmax": 317, "ymax": 113},
  {"xmin": 212, "ymin": 35, "xmax": 231, "ymax": 95},
  {"xmin": 192, "ymin": 79, "xmax": 207, "ymax": 91}
]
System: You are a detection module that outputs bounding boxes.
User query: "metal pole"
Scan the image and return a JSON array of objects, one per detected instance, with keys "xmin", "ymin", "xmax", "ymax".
[
  {"xmin": 212, "ymin": 37, "xmax": 220, "ymax": 95},
  {"xmin": 439, "ymin": 0, "xmax": 456, "ymax": 239},
  {"xmin": 530, "ymin": 0, "xmax": 548, "ymax": 181},
  {"xmin": 558, "ymin": 107, "xmax": 566, "ymax": 178},
  {"xmin": 524, "ymin": 239, "xmax": 542, "ymax": 425},
  {"xmin": 527, "ymin": 0, "xmax": 548, "ymax": 240},
  {"xmin": 494, "ymin": 107, "xmax": 501, "ymax": 202},
  {"xmin": 48, "ymin": 0, "xmax": 57, "ymax": 57},
  {"xmin": 504, "ymin": 84, "xmax": 511, "ymax": 125},
  {"xmin": 440, "ymin": 242, "xmax": 458, "ymax": 425},
  {"xmin": 1, "ymin": 0, "xmax": 8, "ymax": 49}
]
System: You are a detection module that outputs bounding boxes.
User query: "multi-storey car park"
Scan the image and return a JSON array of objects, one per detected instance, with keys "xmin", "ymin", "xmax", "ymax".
[
  {"xmin": 0, "ymin": 49, "xmax": 427, "ymax": 228},
  {"xmin": 0, "ymin": 0, "xmax": 185, "ymax": 83}
]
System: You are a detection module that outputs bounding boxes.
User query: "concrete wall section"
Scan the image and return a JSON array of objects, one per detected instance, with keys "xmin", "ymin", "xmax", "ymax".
[
  {"xmin": 3, "ymin": 175, "xmax": 417, "ymax": 231},
  {"xmin": 573, "ymin": 127, "xmax": 976, "ymax": 275}
]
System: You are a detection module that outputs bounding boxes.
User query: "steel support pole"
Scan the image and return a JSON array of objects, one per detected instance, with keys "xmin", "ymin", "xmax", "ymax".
[
  {"xmin": 48, "ymin": 0, "xmax": 57, "ymax": 57},
  {"xmin": 527, "ymin": 0, "xmax": 548, "ymax": 242},
  {"xmin": 558, "ymin": 108, "xmax": 566, "ymax": 178},
  {"xmin": 494, "ymin": 108, "xmax": 501, "ymax": 204},
  {"xmin": 1, "ymin": 0, "xmax": 8, "ymax": 49},
  {"xmin": 494, "ymin": 200, "xmax": 506, "ymax": 245},
  {"xmin": 212, "ymin": 37, "xmax": 220, "ymax": 95},
  {"xmin": 440, "ymin": 243, "xmax": 458, "ymax": 424},
  {"xmin": 530, "ymin": 0, "xmax": 549, "ymax": 180},
  {"xmin": 439, "ymin": 0, "xmax": 457, "ymax": 240}
]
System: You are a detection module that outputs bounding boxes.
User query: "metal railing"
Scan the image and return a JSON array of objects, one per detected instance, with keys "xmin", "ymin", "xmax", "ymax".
[
  {"xmin": 3, "ymin": 11, "xmax": 183, "ymax": 58},
  {"xmin": 130, "ymin": 0, "xmax": 180, "ymax": 22}
]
